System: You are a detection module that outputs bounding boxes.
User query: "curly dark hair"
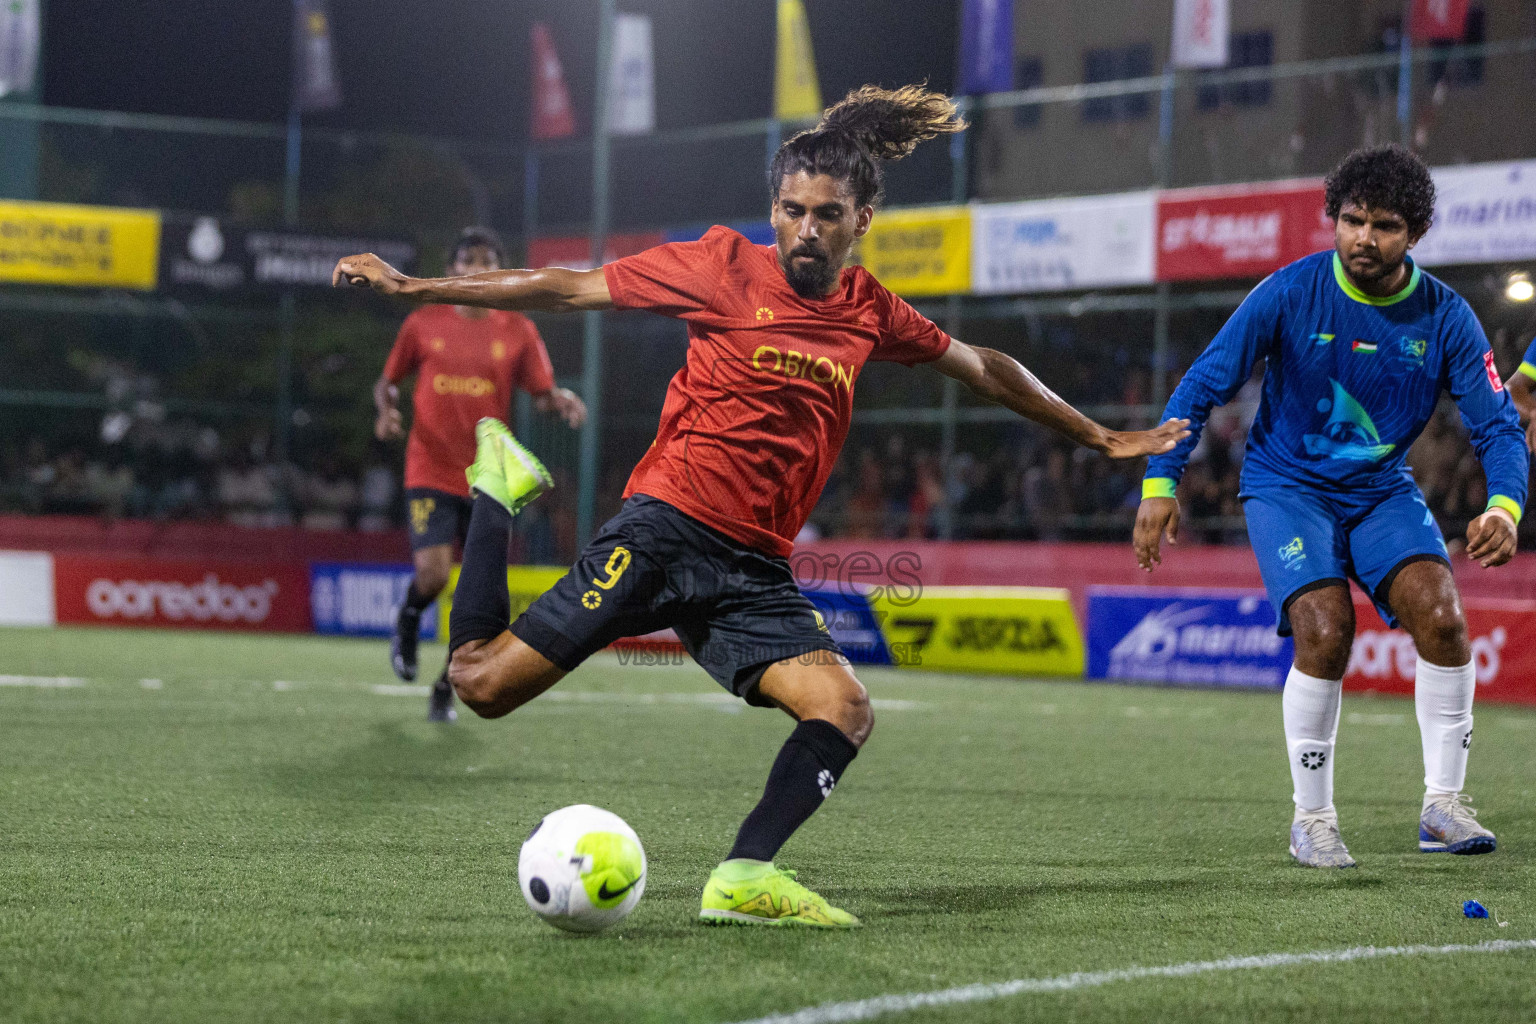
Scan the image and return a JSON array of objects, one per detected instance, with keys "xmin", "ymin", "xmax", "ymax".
[
  {"xmin": 1323, "ymin": 144, "xmax": 1436, "ymax": 237},
  {"xmin": 769, "ymin": 84, "xmax": 966, "ymax": 208}
]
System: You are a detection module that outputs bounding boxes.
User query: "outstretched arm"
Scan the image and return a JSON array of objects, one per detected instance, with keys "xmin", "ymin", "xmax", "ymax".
[
  {"xmin": 333, "ymin": 254, "xmax": 613, "ymax": 313},
  {"xmin": 931, "ymin": 339, "xmax": 1189, "ymax": 458}
]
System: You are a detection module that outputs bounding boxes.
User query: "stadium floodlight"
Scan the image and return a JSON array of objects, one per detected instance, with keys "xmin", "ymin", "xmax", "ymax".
[{"xmin": 1506, "ymin": 272, "xmax": 1534, "ymax": 303}]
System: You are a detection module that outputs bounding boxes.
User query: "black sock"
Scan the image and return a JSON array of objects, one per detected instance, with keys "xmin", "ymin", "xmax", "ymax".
[
  {"xmin": 727, "ymin": 719, "xmax": 858, "ymax": 863},
  {"xmin": 401, "ymin": 581, "xmax": 434, "ymax": 615},
  {"xmin": 448, "ymin": 495, "xmax": 513, "ymax": 655}
]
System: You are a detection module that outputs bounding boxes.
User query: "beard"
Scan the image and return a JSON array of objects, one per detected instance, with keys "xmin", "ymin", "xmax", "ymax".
[
  {"xmin": 779, "ymin": 246, "xmax": 840, "ymax": 298},
  {"xmin": 1344, "ymin": 250, "xmax": 1403, "ymax": 283}
]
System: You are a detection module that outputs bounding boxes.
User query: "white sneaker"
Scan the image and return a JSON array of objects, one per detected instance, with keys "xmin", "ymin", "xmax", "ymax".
[
  {"xmin": 1290, "ymin": 809, "xmax": 1357, "ymax": 868},
  {"xmin": 1420, "ymin": 792, "xmax": 1496, "ymax": 855}
]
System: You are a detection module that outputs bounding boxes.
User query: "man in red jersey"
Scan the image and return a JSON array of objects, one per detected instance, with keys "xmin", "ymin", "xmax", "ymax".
[
  {"xmin": 337, "ymin": 86, "xmax": 1188, "ymax": 926},
  {"xmin": 375, "ymin": 227, "xmax": 585, "ymax": 721}
]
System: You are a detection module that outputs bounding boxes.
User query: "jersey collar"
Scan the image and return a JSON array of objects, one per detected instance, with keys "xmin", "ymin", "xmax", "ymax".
[{"xmin": 1332, "ymin": 251, "xmax": 1421, "ymax": 306}]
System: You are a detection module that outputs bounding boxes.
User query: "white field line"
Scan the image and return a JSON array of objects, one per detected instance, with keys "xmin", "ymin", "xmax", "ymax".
[
  {"xmin": 363, "ymin": 686, "xmax": 920, "ymax": 710},
  {"xmin": 0, "ymin": 675, "xmax": 86, "ymax": 688},
  {"xmin": 725, "ymin": 940, "xmax": 1536, "ymax": 1024}
]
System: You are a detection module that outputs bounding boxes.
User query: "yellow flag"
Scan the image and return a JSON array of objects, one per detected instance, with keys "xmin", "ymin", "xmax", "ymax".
[{"xmin": 775, "ymin": 0, "xmax": 822, "ymax": 120}]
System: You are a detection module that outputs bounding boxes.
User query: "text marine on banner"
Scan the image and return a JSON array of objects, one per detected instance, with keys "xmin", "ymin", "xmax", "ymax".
[
  {"xmin": 859, "ymin": 206, "xmax": 972, "ymax": 297},
  {"xmin": 0, "ymin": 200, "xmax": 161, "ymax": 290},
  {"xmin": 973, "ymin": 192, "xmax": 1156, "ymax": 294},
  {"xmin": 1156, "ymin": 180, "xmax": 1333, "ymax": 282},
  {"xmin": 869, "ymin": 586, "xmax": 1083, "ymax": 676},
  {"xmin": 52, "ymin": 556, "xmax": 311, "ymax": 632},
  {"xmin": 1413, "ymin": 159, "xmax": 1536, "ymax": 267},
  {"xmin": 1086, "ymin": 587, "xmax": 1293, "ymax": 689},
  {"xmin": 311, "ymin": 563, "xmax": 437, "ymax": 640}
]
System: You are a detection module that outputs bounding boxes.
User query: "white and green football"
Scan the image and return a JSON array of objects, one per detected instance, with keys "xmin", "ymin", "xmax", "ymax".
[{"xmin": 518, "ymin": 804, "xmax": 646, "ymax": 933}]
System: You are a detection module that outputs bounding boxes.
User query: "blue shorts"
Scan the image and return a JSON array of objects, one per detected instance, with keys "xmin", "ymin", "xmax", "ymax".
[{"xmin": 1243, "ymin": 484, "xmax": 1449, "ymax": 636}]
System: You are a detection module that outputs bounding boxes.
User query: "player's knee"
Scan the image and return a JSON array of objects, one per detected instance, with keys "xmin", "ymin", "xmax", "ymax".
[
  {"xmin": 1292, "ymin": 611, "xmax": 1354, "ymax": 677},
  {"xmin": 1411, "ymin": 600, "xmax": 1469, "ymax": 658},
  {"xmin": 414, "ymin": 565, "xmax": 450, "ymax": 600},
  {"xmin": 835, "ymin": 679, "xmax": 873, "ymax": 748}
]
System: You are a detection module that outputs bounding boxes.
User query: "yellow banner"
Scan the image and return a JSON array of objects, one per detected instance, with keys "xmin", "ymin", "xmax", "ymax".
[
  {"xmin": 0, "ymin": 200, "xmax": 161, "ymax": 290},
  {"xmin": 859, "ymin": 205, "xmax": 971, "ymax": 297},
  {"xmin": 438, "ymin": 565, "xmax": 568, "ymax": 642},
  {"xmin": 870, "ymin": 586, "xmax": 1084, "ymax": 677},
  {"xmin": 775, "ymin": 0, "xmax": 822, "ymax": 120}
]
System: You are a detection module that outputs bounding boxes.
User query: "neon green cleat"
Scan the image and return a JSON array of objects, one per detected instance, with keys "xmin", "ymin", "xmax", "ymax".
[
  {"xmin": 698, "ymin": 860, "xmax": 861, "ymax": 928},
  {"xmin": 465, "ymin": 417, "xmax": 553, "ymax": 516}
]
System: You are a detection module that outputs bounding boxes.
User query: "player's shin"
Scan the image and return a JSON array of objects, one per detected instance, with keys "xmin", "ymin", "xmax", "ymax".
[
  {"xmin": 447, "ymin": 495, "xmax": 514, "ymax": 654},
  {"xmin": 725, "ymin": 719, "xmax": 858, "ymax": 864},
  {"xmin": 1414, "ymin": 657, "xmax": 1475, "ymax": 795},
  {"xmin": 1283, "ymin": 666, "xmax": 1342, "ymax": 814}
]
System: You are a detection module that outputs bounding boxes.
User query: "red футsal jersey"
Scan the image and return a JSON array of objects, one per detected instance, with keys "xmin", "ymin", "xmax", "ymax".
[
  {"xmin": 604, "ymin": 226, "xmax": 951, "ymax": 556},
  {"xmin": 383, "ymin": 305, "xmax": 556, "ymax": 496}
]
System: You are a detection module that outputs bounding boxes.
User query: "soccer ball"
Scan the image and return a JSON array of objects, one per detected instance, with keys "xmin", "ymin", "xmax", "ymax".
[{"xmin": 518, "ymin": 804, "xmax": 647, "ymax": 933}]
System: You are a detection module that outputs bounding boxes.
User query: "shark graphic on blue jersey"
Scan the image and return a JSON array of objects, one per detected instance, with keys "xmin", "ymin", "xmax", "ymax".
[{"xmin": 1146, "ymin": 250, "xmax": 1526, "ymax": 511}]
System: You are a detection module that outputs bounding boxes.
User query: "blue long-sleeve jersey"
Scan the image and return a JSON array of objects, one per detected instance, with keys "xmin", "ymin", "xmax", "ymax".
[{"xmin": 1145, "ymin": 251, "xmax": 1528, "ymax": 521}]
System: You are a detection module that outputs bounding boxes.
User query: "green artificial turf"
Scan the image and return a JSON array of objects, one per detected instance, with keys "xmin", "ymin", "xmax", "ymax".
[{"xmin": 1, "ymin": 626, "xmax": 1533, "ymax": 1024}]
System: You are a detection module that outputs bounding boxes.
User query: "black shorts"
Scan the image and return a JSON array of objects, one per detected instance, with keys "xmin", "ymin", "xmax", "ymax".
[
  {"xmin": 511, "ymin": 494, "xmax": 843, "ymax": 705},
  {"xmin": 405, "ymin": 488, "xmax": 472, "ymax": 553}
]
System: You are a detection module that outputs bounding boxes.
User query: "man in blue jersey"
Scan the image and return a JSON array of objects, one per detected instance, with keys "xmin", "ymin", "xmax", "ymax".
[
  {"xmin": 1504, "ymin": 340, "xmax": 1536, "ymax": 451},
  {"xmin": 1132, "ymin": 145, "xmax": 1527, "ymax": 868}
]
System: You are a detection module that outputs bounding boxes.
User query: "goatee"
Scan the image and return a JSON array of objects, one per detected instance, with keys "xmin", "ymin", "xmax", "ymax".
[{"xmin": 782, "ymin": 254, "xmax": 839, "ymax": 298}]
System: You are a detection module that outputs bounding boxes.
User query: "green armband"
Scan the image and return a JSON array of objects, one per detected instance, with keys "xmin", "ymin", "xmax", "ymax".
[
  {"xmin": 1142, "ymin": 478, "xmax": 1177, "ymax": 500},
  {"xmin": 1519, "ymin": 362, "xmax": 1536, "ymax": 382},
  {"xmin": 1487, "ymin": 495, "xmax": 1524, "ymax": 525}
]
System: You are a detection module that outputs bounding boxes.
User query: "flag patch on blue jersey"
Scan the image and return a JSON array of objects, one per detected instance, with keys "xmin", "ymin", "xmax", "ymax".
[{"xmin": 1351, "ymin": 339, "xmax": 1378, "ymax": 354}]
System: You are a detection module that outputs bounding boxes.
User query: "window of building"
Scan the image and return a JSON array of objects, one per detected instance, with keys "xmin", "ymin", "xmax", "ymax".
[
  {"xmin": 1196, "ymin": 30, "xmax": 1273, "ymax": 110},
  {"xmin": 1013, "ymin": 56, "xmax": 1043, "ymax": 129},
  {"xmin": 1082, "ymin": 43, "xmax": 1153, "ymax": 123}
]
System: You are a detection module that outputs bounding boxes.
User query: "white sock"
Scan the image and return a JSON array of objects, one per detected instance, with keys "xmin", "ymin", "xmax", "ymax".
[
  {"xmin": 1283, "ymin": 666, "xmax": 1342, "ymax": 814},
  {"xmin": 1415, "ymin": 657, "xmax": 1475, "ymax": 796}
]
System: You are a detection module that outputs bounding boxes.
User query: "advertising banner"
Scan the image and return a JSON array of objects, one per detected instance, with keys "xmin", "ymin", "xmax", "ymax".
[
  {"xmin": 53, "ymin": 555, "xmax": 311, "ymax": 632},
  {"xmin": 664, "ymin": 221, "xmax": 774, "ymax": 246},
  {"xmin": 1086, "ymin": 586, "xmax": 1292, "ymax": 689},
  {"xmin": 973, "ymin": 191, "xmax": 1156, "ymax": 294},
  {"xmin": 0, "ymin": 550, "xmax": 53, "ymax": 627},
  {"xmin": 1414, "ymin": 160, "xmax": 1536, "ymax": 267},
  {"xmin": 526, "ymin": 232, "xmax": 665, "ymax": 270},
  {"xmin": 608, "ymin": 13, "xmax": 655, "ymax": 136},
  {"xmin": 1345, "ymin": 596, "xmax": 1536, "ymax": 706},
  {"xmin": 774, "ymin": 0, "xmax": 822, "ymax": 119},
  {"xmin": 531, "ymin": 22, "xmax": 576, "ymax": 141},
  {"xmin": 1156, "ymin": 180, "xmax": 1332, "ymax": 281},
  {"xmin": 859, "ymin": 206, "xmax": 972, "ymax": 297},
  {"xmin": 438, "ymin": 565, "xmax": 568, "ymax": 642},
  {"xmin": 292, "ymin": 0, "xmax": 343, "ymax": 112},
  {"xmin": 957, "ymin": 0, "xmax": 1014, "ymax": 95},
  {"xmin": 868, "ymin": 586, "xmax": 1083, "ymax": 676},
  {"xmin": 159, "ymin": 216, "xmax": 415, "ymax": 292},
  {"xmin": 311, "ymin": 563, "xmax": 437, "ymax": 640},
  {"xmin": 1171, "ymin": 0, "xmax": 1230, "ymax": 69},
  {"xmin": 802, "ymin": 587, "xmax": 892, "ymax": 665},
  {"xmin": 0, "ymin": 200, "xmax": 161, "ymax": 290}
]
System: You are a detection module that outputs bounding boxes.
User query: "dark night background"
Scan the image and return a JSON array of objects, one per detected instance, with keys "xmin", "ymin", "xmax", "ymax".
[{"xmin": 44, "ymin": 0, "xmax": 959, "ymax": 139}]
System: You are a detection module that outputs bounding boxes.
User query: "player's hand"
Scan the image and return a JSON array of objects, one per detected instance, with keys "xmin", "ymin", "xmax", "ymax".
[
  {"xmin": 551, "ymin": 387, "xmax": 587, "ymax": 429},
  {"xmin": 1101, "ymin": 418, "xmax": 1191, "ymax": 460},
  {"xmin": 333, "ymin": 253, "xmax": 408, "ymax": 295},
  {"xmin": 374, "ymin": 408, "xmax": 404, "ymax": 441},
  {"xmin": 1465, "ymin": 508, "xmax": 1517, "ymax": 568},
  {"xmin": 1133, "ymin": 497, "xmax": 1180, "ymax": 571}
]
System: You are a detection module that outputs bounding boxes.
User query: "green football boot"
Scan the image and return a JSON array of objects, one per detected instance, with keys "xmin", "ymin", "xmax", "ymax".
[
  {"xmin": 698, "ymin": 860, "xmax": 861, "ymax": 928},
  {"xmin": 465, "ymin": 417, "xmax": 553, "ymax": 516}
]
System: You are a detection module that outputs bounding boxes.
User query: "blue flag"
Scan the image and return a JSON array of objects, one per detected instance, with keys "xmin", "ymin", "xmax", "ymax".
[{"xmin": 957, "ymin": 0, "xmax": 1013, "ymax": 96}]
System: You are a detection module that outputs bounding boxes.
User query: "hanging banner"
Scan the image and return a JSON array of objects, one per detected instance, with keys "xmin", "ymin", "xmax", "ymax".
[
  {"xmin": 292, "ymin": 0, "xmax": 343, "ymax": 112},
  {"xmin": 1171, "ymin": 0, "xmax": 1229, "ymax": 69},
  {"xmin": 1156, "ymin": 179, "xmax": 1332, "ymax": 281},
  {"xmin": 1410, "ymin": 0, "xmax": 1472, "ymax": 43},
  {"xmin": 526, "ymin": 231, "xmax": 664, "ymax": 270},
  {"xmin": 158, "ymin": 216, "xmax": 414, "ymax": 292},
  {"xmin": 531, "ymin": 22, "xmax": 576, "ymax": 141},
  {"xmin": 1414, "ymin": 159, "xmax": 1536, "ymax": 267},
  {"xmin": 860, "ymin": 205, "xmax": 972, "ymax": 297},
  {"xmin": 608, "ymin": 13, "xmax": 655, "ymax": 136},
  {"xmin": 0, "ymin": 0, "xmax": 39, "ymax": 97},
  {"xmin": 957, "ymin": 0, "xmax": 1014, "ymax": 96},
  {"xmin": 973, "ymin": 191, "xmax": 1156, "ymax": 294},
  {"xmin": 774, "ymin": 0, "xmax": 823, "ymax": 120},
  {"xmin": 0, "ymin": 200, "xmax": 161, "ymax": 290}
]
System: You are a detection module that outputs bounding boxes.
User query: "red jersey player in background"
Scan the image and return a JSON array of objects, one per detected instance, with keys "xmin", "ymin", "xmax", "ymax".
[
  {"xmin": 338, "ymin": 86, "xmax": 1187, "ymax": 927},
  {"xmin": 374, "ymin": 227, "xmax": 585, "ymax": 721}
]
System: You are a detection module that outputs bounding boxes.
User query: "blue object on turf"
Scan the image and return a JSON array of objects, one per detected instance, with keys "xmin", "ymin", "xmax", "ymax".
[{"xmin": 1463, "ymin": 900, "xmax": 1489, "ymax": 919}]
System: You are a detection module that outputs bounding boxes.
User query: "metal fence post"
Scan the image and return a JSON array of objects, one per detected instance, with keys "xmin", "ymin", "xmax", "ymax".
[
  {"xmin": 937, "ymin": 97, "xmax": 971, "ymax": 539},
  {"xmin": 1151, "ymin": 65, "xmax": 1176, "ymax": 411}
]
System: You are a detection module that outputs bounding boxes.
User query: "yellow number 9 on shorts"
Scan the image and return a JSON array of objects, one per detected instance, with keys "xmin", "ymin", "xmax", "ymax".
[{"xmin": 591, "ymin": 546, "xmax": 632, "ymax": 591}]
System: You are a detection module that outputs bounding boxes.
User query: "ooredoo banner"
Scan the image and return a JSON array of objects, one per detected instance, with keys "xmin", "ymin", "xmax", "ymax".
[
  {"xmin": 972, "ymin": 191, "xmax": 1156, "ymax": 294},
  {"xmin": 1345, "ymin": 596, "xmax": 1536, "ymax": 705},
  {"xmin": 1155, "ymin": 179, "xmax": 1333, "ymax": 281},
  {"xmin": 53, "ymin": 555, "xmax": 311, "ymax": 632}
]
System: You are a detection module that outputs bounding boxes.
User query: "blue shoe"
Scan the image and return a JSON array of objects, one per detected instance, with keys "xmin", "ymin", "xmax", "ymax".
[
  {"xmin": 1420, "ymin": 792, "xmax": 1496, "ymax": 854},
  {"xmin": 1290, "ymin": 809, "xmax": 1356, "ymax": 868}
]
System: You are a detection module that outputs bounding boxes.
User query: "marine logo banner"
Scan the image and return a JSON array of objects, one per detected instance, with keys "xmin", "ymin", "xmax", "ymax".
[{"xmin": 1086, "ymin": 586, "xmax": 1292, "ymax": 689}]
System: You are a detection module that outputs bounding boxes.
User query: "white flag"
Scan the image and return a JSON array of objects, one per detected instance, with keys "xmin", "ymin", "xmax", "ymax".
[
  {"xmin": 0, "ymin": 0, "xmax": 40, "ymax": 98},
  {"xmin": 1171, "ymin": 0, "xmax": 1229, "ymax": 69},
  {"xmin": 608, "ymin": 13, "xmax": 654, "ymax": 136}
]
